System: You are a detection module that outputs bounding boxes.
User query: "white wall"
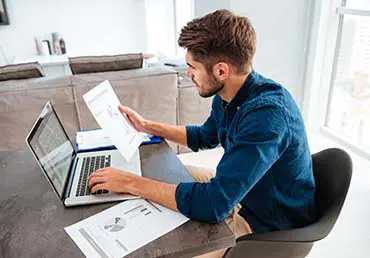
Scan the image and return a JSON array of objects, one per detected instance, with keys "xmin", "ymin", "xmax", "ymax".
[
  {"xmin": 230, "ymin": 0, "xmax": 312, "ymax": 105},
  {"xmin": 0, "ymin": 0, "xmax": 147, "ymax": 61},
  {"xmin": 194, "ymin": 0, "xmax": 230, "ymax": 17},
  {"xmin": 145, "ymin": 0, "xmax": 176, "ymax": 58}
]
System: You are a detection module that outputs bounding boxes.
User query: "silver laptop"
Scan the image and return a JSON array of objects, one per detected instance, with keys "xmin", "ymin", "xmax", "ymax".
[{"xmin": 26, "ymin": 101, "xmax": 140, "ymax": 207}]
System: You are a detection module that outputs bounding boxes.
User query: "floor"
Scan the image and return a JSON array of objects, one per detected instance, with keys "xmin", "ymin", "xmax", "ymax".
[{"xmin": 177, "ymin": 132, "xmax": 370, "ymax": 257}]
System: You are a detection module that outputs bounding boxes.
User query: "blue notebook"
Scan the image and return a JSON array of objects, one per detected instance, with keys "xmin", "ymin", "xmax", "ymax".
[{"xmin": 75, "ymin": 128, "xmax": 161, "ymax": 153}]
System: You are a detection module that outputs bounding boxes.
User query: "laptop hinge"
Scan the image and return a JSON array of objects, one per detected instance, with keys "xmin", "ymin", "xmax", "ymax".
[{"xmin": 64, "ymin": 157, "xmax": 79, "ymax": 199}]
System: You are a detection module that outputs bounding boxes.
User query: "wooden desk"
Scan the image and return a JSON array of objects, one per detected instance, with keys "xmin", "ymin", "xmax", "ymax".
[{"xmin": 0, "ymin": 141, "xmax": 235, "ymax": 257}]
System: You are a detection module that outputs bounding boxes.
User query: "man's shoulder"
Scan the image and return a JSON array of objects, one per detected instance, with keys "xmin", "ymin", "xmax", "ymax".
[
  {"xmin": 239, "ymin": 89, "xmax": 285, "ymax": 115},
  {"xmin": 241, "ymin": 78, "xmax": 297, "ymax": 117}
]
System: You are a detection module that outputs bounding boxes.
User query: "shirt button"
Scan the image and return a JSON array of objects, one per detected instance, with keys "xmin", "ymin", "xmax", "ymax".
[{"xmin": 237, "ymin": 106, "xmax": 240, "ymax": 110}]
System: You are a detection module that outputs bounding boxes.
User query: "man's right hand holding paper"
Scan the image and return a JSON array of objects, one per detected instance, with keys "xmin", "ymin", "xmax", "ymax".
[{"xmin": 118, "ymin": 105, "xmax": 187, "ymax": 147}]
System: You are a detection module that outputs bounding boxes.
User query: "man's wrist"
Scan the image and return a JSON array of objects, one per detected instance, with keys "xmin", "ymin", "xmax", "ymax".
[
  {"xmin": 126, "ymin": 174, "xmax": 145, "ymax": 196},
  {"xmin": 143, "ymin": 120, "xmax": 159, "ymax": 136}
]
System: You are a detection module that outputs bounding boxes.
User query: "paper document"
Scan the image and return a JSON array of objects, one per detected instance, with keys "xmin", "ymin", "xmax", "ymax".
[
  {"xmin": 76, "ymin": 129, "xmax": 151, "ymax": 152},
  {"xmin": 65, "ymin": 199, "xmax": 189, "ymax": 258},
  {"xmin": 76, "ymin": 129, "xmax": 114, "ymax": 150},
  {"xmin": 83, "ymin": 80, "xmax": 146, "ymax": 161}
]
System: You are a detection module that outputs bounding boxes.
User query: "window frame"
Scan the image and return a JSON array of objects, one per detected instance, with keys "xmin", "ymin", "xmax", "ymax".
[{"xmin": 303, "ymin": 0, "xmax": 370, "ymax": 159}]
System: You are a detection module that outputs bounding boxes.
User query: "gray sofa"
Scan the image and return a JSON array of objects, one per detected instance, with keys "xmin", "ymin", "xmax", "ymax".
[{"xmin": 0, "ymin": 66, "xmax": 212, "ymax": 153}]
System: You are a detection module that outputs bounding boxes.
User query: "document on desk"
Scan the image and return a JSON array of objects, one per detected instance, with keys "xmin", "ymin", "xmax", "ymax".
[
  {"xmin": 83, "ymin": 80, "xmax": 146, "ymax": 161},
  {"xmin": 65, "ymin": 199, "xmax": 189, "ymax": 258},
  {"xmin": 75, "ymin": 129, "xmax": 151, "ymax": 152}
]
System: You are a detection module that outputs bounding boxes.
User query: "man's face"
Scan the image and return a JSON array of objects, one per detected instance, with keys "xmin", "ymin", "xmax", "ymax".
[{"xmin": 185, "ymin": 51, "xmax": 224, "ymax": 98}]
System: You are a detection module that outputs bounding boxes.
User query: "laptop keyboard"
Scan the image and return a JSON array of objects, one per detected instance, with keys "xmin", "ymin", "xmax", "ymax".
[{"xmin": 76, "ymin": 155, "xmax": 111, "ymax": 196}]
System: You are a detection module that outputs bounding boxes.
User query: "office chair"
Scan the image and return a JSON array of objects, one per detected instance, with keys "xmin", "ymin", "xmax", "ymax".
[{"xmin": 223, "ymin": 148, "xmax": 352, "ymax": 258}]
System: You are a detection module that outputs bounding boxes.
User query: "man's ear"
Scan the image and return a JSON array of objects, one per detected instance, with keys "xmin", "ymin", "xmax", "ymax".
[{"xmin": 213, "ymin": 62, "xmax": 230, "ymax": 81}]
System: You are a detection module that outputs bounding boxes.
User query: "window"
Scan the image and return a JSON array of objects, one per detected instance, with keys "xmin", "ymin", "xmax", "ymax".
[
  {"xmin": 145, "ymin": 0, "xmax": 194, "ymax": 58},
  {"xmin": 174, "ymin": 0, "xmax": 194, "ymax": 57},
  {"xmin": 325, "ymin": 0, "xmax": 370, "ymax": 150}
]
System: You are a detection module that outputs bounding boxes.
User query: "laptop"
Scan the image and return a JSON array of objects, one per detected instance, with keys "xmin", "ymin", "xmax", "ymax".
[{"xmin": 26, "ymin": 101, "xmax": 141, "ymax": 207}]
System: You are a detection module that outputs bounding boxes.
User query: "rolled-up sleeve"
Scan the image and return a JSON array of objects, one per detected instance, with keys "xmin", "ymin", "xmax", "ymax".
[{"xmin": 176, "ymin": 105, "xmax": 290, "ymax": 223}]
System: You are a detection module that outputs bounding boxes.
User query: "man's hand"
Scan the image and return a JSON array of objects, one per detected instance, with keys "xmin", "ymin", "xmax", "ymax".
[
  {"xmin": 88, "ymin": 167, "xmax": 137, "ymax": 194},
  {"xmin": 118, "ymin": 105, "xmax": 153, "ymax": 134},
  {"xmin": 88, "ymin": 166, "xmax": 179, "ymax": 212},
  {"xmin": 118, "ymin": 105, "xmax": 187, "ymax": 146}
]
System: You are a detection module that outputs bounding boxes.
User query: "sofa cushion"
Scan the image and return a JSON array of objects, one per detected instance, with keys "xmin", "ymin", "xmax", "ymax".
[
  {"xmin": 69, "ymin": 53, "xmax": 143, "ymax": 74},
  {"xmin": 0, "ymin": 86, "xmax": 79, "ymax": 149},
  {"xmin": 0, "ymin": 62, "xmax": 45, "ymax": 81}
]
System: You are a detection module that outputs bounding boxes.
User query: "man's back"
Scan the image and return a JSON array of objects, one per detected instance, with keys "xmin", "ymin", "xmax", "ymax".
[
  {"xmin": 183, "ymin": 70, "xmax": 316, "ymax": 233},
  {"xmin": 234, "ymin": 72, "xmax": 316, "ymax": 232}
]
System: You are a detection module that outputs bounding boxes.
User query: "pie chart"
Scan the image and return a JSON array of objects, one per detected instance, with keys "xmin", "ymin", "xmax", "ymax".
[{"xmin": 104, "ymin": 217, "xmax": 126, "ymax": 232}]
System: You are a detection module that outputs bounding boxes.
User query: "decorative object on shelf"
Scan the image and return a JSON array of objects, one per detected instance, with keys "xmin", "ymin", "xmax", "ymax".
[
  {"xmin": 51, "ymin": 32, "xmax": 63, "ymax": 55},
  {"xmin": 34, "ymin": 37, "xmax": 41, "ymax": 55},
  {"xmin": 59, "ymin": 37, "xmax": 67, "ymax": 54},
  {"xmin": 54, "ymin": 40, "xmax": 62, "ymax": 55},
  {"xmin": 33, "ymin": 32, "xmax": 67, "ymax": 56},
  {"xmin": 41, "ymin": 40, "xmax": 52, "ymax": 55}
]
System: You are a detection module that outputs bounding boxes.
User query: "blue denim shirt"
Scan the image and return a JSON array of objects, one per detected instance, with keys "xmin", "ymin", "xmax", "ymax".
[{"xmin": 175, "ymin": 70, "xmax": 316, "ymax": 233}]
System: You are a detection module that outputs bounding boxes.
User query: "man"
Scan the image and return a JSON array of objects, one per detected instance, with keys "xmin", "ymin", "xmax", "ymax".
[{"xmin": 88, "ymin": 9, "xmax": 316, "ymax": 257}]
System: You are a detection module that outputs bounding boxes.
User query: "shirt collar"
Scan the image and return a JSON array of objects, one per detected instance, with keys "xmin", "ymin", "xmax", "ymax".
[{"xmin": 222, "ymin": 69, "xmax": 258, "ymax": 110}]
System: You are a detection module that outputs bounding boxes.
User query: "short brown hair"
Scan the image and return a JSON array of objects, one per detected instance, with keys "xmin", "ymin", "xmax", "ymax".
[{"xmin": 178, "ymin": 9, "xmax": 256, "ymax": 74}]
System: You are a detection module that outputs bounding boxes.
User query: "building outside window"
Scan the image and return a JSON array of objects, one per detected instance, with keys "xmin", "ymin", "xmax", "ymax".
[{"xmin": 324, "ymin": 0, "xmax": 370, "ymax": 151}]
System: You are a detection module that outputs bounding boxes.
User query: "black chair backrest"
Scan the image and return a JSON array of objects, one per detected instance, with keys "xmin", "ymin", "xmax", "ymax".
[
  {"xmin": 312, "ymin": 148, "xmax": 352, "ymax": 238},
  {"xmin": 222, "ymin": 148, "xmax": 353, "ymax": 258},
  {"xmin": 234, "ymin": 148, "xmax": 353, "ymax": 243}
]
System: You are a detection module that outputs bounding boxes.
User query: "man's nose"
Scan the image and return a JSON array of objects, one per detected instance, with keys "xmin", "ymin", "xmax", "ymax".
[{"xmin": 186, "ymin": 68, "xmax": 192, "ymax": 78}]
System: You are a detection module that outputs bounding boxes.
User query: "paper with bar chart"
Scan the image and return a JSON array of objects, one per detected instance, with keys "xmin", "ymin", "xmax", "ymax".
[
  {"xmin": 83, "ymin": 80, "xmax": 146, "ymax": 161},
  {"xmin": 64, "ymin": 199, "xmax": 189, "ymax": 258}
]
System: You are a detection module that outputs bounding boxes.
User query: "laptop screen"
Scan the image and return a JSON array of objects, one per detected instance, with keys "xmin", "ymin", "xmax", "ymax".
[{"xmin": 27, "ymin": 102, "xmax": 74, "ymax": 198}]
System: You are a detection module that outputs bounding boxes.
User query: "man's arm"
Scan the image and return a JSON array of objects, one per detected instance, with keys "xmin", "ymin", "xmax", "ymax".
[
  {"xmin": 119, "ymin": 101, "xmax": 219, "ymax": 151},
  {"xmin": 119, "ymin": 105, "xmax": 187, "ymax": 146},
  {"xmin": 88, "ymin": 167, "xmax": 178, "ymax": 211},
  {"xmin": 144, "ymin": 121, "xmax": 187, "ymax": 147}
]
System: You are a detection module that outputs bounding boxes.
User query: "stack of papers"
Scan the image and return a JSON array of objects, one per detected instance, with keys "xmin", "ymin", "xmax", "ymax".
[
  {"xmin": 83, "ymin": 80, "xmax": 147, "ymax": 161},
  {"xmin": 75, "ymin": 129, "xmax": 151, "ymax": 153},
  {"xmin": 76, "ymin": 129, "xmax": 115, "ymax": 151},
  {"xmin": 65, "ymin": 199, "xmax": 189, "ymax": 258}
]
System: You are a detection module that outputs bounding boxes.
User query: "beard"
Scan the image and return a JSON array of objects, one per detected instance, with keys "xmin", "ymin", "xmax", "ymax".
[{"xmin": 194, "ymin": 74, "xmax": 224, "ymax": 98}]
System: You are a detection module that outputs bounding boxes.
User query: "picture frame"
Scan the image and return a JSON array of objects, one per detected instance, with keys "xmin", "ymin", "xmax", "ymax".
[{"xmin": 0, "ymin": 0, "xmax": 10, "ymax": 25}]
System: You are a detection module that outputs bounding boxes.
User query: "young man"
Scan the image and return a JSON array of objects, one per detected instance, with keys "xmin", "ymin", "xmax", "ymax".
[{"xmin": 89, "ymin": 9, "xmax": 316, "ymax": 256}]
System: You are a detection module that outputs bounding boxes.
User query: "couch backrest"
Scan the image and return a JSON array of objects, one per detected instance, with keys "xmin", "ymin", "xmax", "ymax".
[
  {"xmin": 0, "ymin": 76, "xmax": 78, "ymax": 150},
  {"xmin": 0, "ymin": 67, "xmax": 178, "ymax": 150},
  {"xmin": 69, "ymin": 53, "xmax": 143, "ymax": 74}
]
